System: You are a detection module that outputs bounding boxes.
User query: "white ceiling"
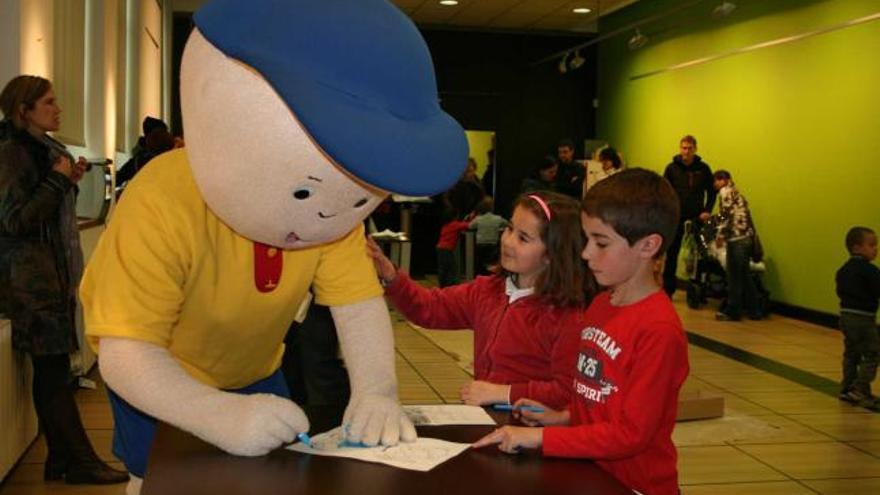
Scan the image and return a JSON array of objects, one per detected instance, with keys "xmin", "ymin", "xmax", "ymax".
[{"xmin": 173, "ymin": 0, "xmax": 639, "ymax": 34}]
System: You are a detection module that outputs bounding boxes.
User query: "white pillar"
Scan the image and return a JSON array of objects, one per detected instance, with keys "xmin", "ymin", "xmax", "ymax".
[
  {"xmin": 84, "ymin": 0, "xmax": 105, "ymax": 156},
  {"xmin": 162, "ymin": 0, "xmax": 173, "ymax": 125},
  {"xmin": 124, "ymin": 0, "xmax": 139, "ymax": 152},
  {"xmin": 0, "ymin": 0, "xmax": 22, "ymax": 87}
]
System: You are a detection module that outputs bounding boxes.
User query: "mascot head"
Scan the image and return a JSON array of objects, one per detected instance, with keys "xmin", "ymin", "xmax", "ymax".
[{"xmin": 181, "ymin": 0, "xmax": 468, "ymax": 249}]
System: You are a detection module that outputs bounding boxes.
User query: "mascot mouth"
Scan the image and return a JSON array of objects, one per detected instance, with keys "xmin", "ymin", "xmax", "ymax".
[
  {"xmin": 286, "ymin": 232, "xmax": 301, "ymax": 244},
  {"xmin": 318, "ymin": 211, "xmax": 337, "ymax": 219}
]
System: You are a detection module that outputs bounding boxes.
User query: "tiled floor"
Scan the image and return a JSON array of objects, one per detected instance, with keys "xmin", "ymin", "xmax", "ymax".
[{"xmin": 2, "ymin": 287, "xmax": 879, "ymax": 494}]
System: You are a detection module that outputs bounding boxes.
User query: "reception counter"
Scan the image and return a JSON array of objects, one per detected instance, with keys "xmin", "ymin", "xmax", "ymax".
[{"xmin": 0, "ymin": 317, "xmax": 36, "ymax": 482}]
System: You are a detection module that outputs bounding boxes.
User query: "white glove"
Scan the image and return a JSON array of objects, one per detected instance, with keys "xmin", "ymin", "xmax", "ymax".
[
  {"xmin": 196, "ymin": 392, "xmax": 309, "ymax": 456},
  {"xmin": 99, "ymin": 338, "xmax": 309, "ymax": 456},
  {"xmin": 331, "ymin": 297, "xmax": 416, "ymax": 446},
  {"xmin": 344, "ymin": 394, "xmax": 417, "ymax": 446}
]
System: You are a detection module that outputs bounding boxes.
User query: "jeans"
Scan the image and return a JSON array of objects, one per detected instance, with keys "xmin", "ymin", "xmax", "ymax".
[
  {"xmin": 436, "ymin": 248, "xmax": 459, "ymax": 287},
  {"xmin": 282, "ymin": 303, "xmax": 351, "ymax": 422},
  {"xmin": 108, "ymin": 369, "xmax": 290, "ymax": 477},
  {"xmin": 475, "ymin": 243, "xmax": 499, "ymax": 276},
  {"xmin": 840, "ymin": 312, "xmax": 880, "ymax": 395},
  {"xmin": 725, "ymin": 237, "xmax": 758, "ymax": 319},
  {"xmin": 663, "ymin": 221, "xmax": 686, "ymax": 295}
]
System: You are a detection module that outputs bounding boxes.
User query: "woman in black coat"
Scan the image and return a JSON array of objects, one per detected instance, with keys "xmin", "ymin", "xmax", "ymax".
[{"xmin": 0, "ymin": 75, "xmax": 128, "ymax": 485}]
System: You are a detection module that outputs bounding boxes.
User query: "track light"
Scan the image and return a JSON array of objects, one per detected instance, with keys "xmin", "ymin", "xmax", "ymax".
[
  {"xmin": 628, "ymin": 29, "xmax": 648, "ymax": 50},
  {"xmin": 712, "ymin": 1, "xmax": 737, "ymax": 18},
  {"xmin": 558, "ymin": 52, "xmax": 570, "ymax": 74},
  {"xmin": 568, "ymin": 50, "xmax": 585, "ymax": 70}
]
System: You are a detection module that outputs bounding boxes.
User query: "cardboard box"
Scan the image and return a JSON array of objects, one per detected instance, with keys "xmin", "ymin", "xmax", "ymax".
[{"xmin": 676, "ymin": 390, "xmax": 725, "ymax": 421}]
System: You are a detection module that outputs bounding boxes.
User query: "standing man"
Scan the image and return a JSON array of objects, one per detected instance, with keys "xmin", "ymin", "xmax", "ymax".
[
  {"xmin": 662, "ymin": 135, "xmax": 716, "ymax": 296},
  {"xmin": 555, "ymin": 138, "xmax": 585, "ymax": 199}
]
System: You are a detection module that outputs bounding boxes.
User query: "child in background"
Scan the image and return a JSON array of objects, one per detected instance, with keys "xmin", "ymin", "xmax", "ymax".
[
  {"xmin": 435, "ymin": 205, "xmax": 473, "ymax": 287},
  {"xmin": 837, "ymin": 226, "xmax": 880, "ymax": 408},
  {"xmin": 598, "ymin": 147, "xmax": 624, "ymax": 178},
  {"xmin": 474, "ymin": 169, "xmax": 689, "ymax": 495},
  {"xmin": 469, "ymin": 197, "xmax": 508, "ymax": 275},
  {"xmin": 521, "ymin": 156, "xmax": 559, "ymax": 194},
  {"xmin": 713, "ymin": 169, "xmax": 760, "ymax": 321},
  {"xmin": 367, "ymin": 191, "xmax": 594, "ymax": 410}
]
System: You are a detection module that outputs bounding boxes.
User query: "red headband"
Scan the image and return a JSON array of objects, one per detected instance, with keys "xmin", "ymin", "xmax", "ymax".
[{"xmin": 528, "ymin": 194, "xmax": 552, "ymax": 220}]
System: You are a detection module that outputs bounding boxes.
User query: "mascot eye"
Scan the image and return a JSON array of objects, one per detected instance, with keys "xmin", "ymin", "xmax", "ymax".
[
  {"xmin": 354, "ymin": 198, "xmax": 369, "ymax": 208},
  {"xmin": 293, "ymin": 187, "xmax": 314, "ymax": 200}
]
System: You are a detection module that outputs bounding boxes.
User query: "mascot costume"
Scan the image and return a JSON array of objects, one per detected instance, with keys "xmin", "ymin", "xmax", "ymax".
[{"xmin": 79, "ymin": 1, "xmax": 467, "ymax": 493}]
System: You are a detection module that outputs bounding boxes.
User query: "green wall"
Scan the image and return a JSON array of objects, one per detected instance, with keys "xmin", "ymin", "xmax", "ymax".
[{"xmin": 598, "ymin": 0, "xmax": 880, "ymax": 314}]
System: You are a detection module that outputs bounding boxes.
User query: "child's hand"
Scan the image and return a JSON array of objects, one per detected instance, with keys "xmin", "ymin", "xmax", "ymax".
[
  {"xmin": 472, "ymin": 425, "xmax": 542, "ymax": 454},
  {"xmin": 365, "ymin": 236, "xmax": 398, "ymax": 284},
  {"xmin": 514, "ymin": 398, "xmax": 570, "ymax": 426},
  {"xmin": 460, "ymin": 380, "xmax": 510, "ymax": 405}
]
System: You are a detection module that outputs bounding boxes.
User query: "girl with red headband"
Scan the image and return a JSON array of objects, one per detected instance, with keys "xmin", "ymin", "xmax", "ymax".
[{"xmin": 367, "ymin": 191, "xmax": 595, "ymax": 409}]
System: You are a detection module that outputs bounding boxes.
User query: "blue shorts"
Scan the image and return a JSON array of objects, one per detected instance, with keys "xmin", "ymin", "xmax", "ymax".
[{"xmin": 107, "ymin": 369, "xmax": 291, "ymax": 477}]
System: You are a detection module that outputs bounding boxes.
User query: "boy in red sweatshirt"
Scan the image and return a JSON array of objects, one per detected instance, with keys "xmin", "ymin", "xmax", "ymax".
[
  {"xmin": 436, "ymin": 214, "xmax": 472, "ymax": 287},
  {"xmin": 475, "ymin": 168, "xmax": 689, "ymax": 495}
]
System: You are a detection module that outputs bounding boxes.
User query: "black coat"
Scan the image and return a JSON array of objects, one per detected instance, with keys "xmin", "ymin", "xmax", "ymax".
[
  {"xmin": 0, "ymin": 120, "xmax": 79, "ymax": 355},
  {"xmin": 663, "ymin": 154, "xmax": 716, "ymax": 221}
]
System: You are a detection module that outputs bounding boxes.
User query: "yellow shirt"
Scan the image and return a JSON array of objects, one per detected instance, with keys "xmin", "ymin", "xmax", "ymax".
[{"xmin": 80, "ymin": 149, "xmax": 382, "ymax": 389}]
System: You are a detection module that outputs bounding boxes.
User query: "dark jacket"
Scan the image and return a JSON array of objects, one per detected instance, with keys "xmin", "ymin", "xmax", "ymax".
[
  {"xmin": 555, "ymin": 160, "xmax": 585, "ymax": 199},
  {"xmin": 0, "ymin": 119, "xmax": 79, "ymax": 355},
  {"xmin": 521, "ymin": 177, "xmax": 556, "ymax": 194},
  {"xmin": 663, "ymin": 154, "xmax": 716, "ymax": 221},
  {"xmin": 836, "ymin": 255, "xmax": 880, "ymax": 315},
  {"xmin": 115, "ymin": 136, "xmax": 148, "ymax": 187}
]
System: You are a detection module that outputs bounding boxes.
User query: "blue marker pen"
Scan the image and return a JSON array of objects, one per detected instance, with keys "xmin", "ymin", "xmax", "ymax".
[
  {"xmin": 297, "ymin": 432, "xmax": 313, "ymax": 448},
  {"xmin": 492, "ymin": 404, "xmax": 545, "ymax": 413}
]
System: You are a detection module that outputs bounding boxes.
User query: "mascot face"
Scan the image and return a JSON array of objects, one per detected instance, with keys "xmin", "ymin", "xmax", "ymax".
[{"xmin": 180, "ymin": 30, "xmax": 386, "ymax": 249}]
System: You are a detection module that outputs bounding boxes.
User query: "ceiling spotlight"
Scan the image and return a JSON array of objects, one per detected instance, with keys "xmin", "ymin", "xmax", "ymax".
[
  {"xmin": 558, "ymin": 52, "xmax": 570, "ymax": 74},
  {"xmin": 712, "ymin": 1, "xmax": 737, "ymax": 18},
  {"xmin": 569, "ymin": 50, "xmax": 586, "ymax": 70},
  {"xmin": 572, "ymin": 7, "xmax": 592, "ymax": 14},
  {"xmin": 439, "ymin": 0, "xmax": 459, "ymax": 6},
  {"xmin": 628, "ymin": 29, "xmax": 649, "ymax": 50}
]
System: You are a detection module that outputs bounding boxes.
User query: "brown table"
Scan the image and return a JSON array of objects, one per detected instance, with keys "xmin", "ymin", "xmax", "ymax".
[{"xmin": 142, "ymin": 409, "xmax": 632, "ymax": 495}]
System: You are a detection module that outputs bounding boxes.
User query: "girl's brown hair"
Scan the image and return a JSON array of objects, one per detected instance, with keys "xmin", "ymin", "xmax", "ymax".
[
  {"xmin": 0, "ymin": 75, "xmax": 52, "ymax": 130},
  {"xmin": 500, "ymin": 191, "xmax": 595, "ymax": 308}
]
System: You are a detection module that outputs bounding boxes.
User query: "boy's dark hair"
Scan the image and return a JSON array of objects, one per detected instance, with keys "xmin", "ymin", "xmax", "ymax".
[
  {"xmin": 598, "ymin": 147, "xmax": 622, "ymax": 170},
  {"xmin": 475, "ymin": 196, "xmax": 494, "ymax": 215},
  {"xmin": 142, "ymin": 116, "xmax": 168, "ymax": 136},
  {"xmin": 530, "ymin": 155, "xmax": 558, "ymax": 180},
  {"xmin": 846, "ymin": 226, "xmax": 875, "ymax": 253},
  {"xmin": 557, "ymin": 138, "xmax": 575, "ymax": 150},
  {"xmin": 539, "ymin": 155, "xmax": 558, "ymax": 170},
  {"xmin": 680, "ymin": 135, "xmax": 697, "ymax": 146},
  {"xmin": 500, "ymin": 191, "xmax": 595, "ymax": 308},
  {"xmin": 582, "ymin": 168, "xmax": 680, "ymax": 258},
  {"xmin": 145, "ymin": 127, "xmax": 175, "ymax": 153},
  {"xmin": 713, "ymin": 169, "xmax": 732, "ymax": 181}
]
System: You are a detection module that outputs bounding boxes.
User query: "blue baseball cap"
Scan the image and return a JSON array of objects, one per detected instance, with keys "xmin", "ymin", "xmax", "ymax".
[{"xmin": 193, "ymin": 0, "xmax": 468, "ymax": 196}]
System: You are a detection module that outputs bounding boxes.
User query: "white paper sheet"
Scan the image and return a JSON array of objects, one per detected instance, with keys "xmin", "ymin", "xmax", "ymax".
[
  {"xmin": 287, "ymin": 427, "xmax": 470, "ymax": 472},
  {"xmin": 403, "ymin": 405, "xmax": 496, "ymax": 426}
]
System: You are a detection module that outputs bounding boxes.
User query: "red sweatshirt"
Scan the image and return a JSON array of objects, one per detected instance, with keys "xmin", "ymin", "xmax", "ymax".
[
  {"xmin": 385, "ymin": 273, "xmax": 583, "ymax": 409},
  {"xmin": 542, "ymin": 291, "xmax": 689, "ymax": 495},
  {"xmin": 436, "ymin": 219, "xmax": 471, "ymax": 250}
]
